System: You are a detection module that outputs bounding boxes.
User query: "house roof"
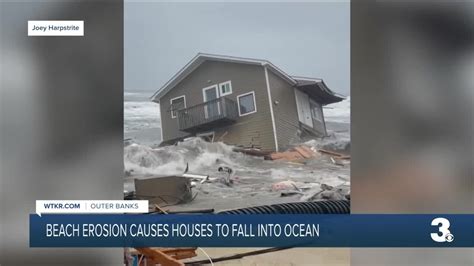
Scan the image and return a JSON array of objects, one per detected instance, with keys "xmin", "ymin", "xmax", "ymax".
[
  {"xmin": 151, "ymin": 53, "xmax": 344, "ymax": 105},
  {"xmin": 292, "ymin": 76, "xmax": 345, "ymax": 105}
]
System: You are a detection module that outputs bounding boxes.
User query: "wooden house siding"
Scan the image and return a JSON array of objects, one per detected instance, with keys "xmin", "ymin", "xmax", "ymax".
[
  {"xmin": 159, "ymin": 61, "xmax": 276, "ymax": 150},
  {"xmin": 267, "ymin": 70, "xmax": 301, "ymax": 150}
]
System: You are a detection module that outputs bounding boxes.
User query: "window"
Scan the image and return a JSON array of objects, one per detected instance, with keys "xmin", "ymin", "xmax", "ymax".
[
  {"xmin": 219, "ymin": 81, "xmax": 232, "ymax": 96},
  {"xmin": 170, "ymin": 95, "xmax": 186, "ymax": 118},
  {"xmin": 237, "ymin": 91, "xmax": 257, "ymax": 116},
  {"xmin": 310, "ymin": 100, "xmax": 323, "ymax": 122}
]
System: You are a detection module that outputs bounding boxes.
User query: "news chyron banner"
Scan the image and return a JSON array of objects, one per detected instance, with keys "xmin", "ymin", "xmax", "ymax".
[{"xmin": 30, "ymin": 200, "xmax": 473, "ymax": 247}]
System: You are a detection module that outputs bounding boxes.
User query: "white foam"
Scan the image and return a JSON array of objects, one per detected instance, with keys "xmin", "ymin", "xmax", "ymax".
[
  {"xmin": 124, "ymin": 101, "xmax": 161, "ymax": 133},
  {"xmin": 124, "ymin": 137, "xmax": 350, "ymax": 194},
  {"xmin": 124, "ymin": 138, "xmax": 248, "ymax": 177}
]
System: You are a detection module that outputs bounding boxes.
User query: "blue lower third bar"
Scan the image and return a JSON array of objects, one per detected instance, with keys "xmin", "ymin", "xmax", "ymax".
[{"xmin": 29, "ymin": 214, "xmax": 473, "ymax": 247}]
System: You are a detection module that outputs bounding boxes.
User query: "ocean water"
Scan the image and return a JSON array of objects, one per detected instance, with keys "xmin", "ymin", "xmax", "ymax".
[
  {"xmin": 123, "ymin": 91, "xmax": 351, "ymax": 209},
  {"xmin": 124, "ymin": 92, "xmax": 161, "ymax": 146}
]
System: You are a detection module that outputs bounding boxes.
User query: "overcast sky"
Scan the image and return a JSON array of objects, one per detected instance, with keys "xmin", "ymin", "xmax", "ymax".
[{"xmin": 125, "ymin": 2, "xmax": 349, "ymax": 95}]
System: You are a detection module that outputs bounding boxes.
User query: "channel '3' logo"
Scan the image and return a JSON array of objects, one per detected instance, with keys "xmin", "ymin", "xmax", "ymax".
[{"xmin": 431, "ymin": 217, "xmax": 454, "ymax": 243}]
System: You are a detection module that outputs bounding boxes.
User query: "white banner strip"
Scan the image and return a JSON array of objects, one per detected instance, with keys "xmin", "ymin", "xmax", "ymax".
[
  {"xmin": 35, "ymin": 200, "xmax": 149, "ymax": 216},
  {"xmin": 28, "ymin": 20, "xmax": 84, "ymax": 36}
]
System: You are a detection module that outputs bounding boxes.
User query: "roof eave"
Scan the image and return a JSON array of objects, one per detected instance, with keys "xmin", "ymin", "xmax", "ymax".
[{"xmin": 295, "ymin": 79, "xmax": 344, "ymax": 105}]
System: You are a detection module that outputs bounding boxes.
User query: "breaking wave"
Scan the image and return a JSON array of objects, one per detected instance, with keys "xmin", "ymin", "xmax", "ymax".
[
  {"xmin": 124, "ymin": 136, "xmax": 349, "ymax": 186},
  {"xmin": 124, "ymin": 101, "xmax": 161, "ymax": 133},
  {"xmin": 304, "ymin": 134, "xmax": 350, "ymax": 154},
  {"xmin": 124, "ymin": 137, "xmax": 253, "ymax": 177}
]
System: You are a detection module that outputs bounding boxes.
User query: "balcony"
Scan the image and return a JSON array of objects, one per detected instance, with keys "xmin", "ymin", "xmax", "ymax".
[{"xmin": 176, "ymin": 97, "xmax": 238, "ymax": 133}]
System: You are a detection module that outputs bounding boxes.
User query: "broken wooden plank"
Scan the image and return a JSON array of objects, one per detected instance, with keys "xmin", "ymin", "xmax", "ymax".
[
  {"xmin": 284, "ymin": 151, "xmax": 304, "ymax": 160},
  {"xmin": 160, "ymin": 248, "xmax": 198, "ymax": 260},
  {"xmin": 153, "ymin": 204, "xmax": 169, "ymax": 214},
  {"xmin": 294, "ymin": 146, "xmax": 314, "ymax": 159},
  {"xmin": 234, "ymin": 147, "xmax": 273, "ymax": 157},
  {"xmin": 264, "ymin": 145, "xmax": 318, "ymax": 161},
  {"xmin": 135, "ymin": 247, "xmax": 184, "ymax": 266},
  {"xmin": 266, "ymin": 151, "xmax": 304, "ymax": 161},
  {"xmin": 266, "ymin": 153, "xmax": 283, "ymax": 160},
  {"xmin": 318, "ymin": 149, "xmax": 349, "ymax": 158},
  {"xmin": 131, "ymin": 248, "xmax": 197, "ymax": 257},
  {"xmin": 169, "ymin": 251, "xmax": 198, "ymax": 261}
]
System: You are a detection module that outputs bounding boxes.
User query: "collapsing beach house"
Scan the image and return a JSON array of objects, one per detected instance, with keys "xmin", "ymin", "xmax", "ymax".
[{"xmin": 151, "ymin": 53, "xmax": 343, "ymax": 152}]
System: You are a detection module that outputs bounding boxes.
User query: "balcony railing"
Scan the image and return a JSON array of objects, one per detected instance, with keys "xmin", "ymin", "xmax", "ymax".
[{"xmin": 176, "ymin": 97, "xmax": 238, "ymax": 132}]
